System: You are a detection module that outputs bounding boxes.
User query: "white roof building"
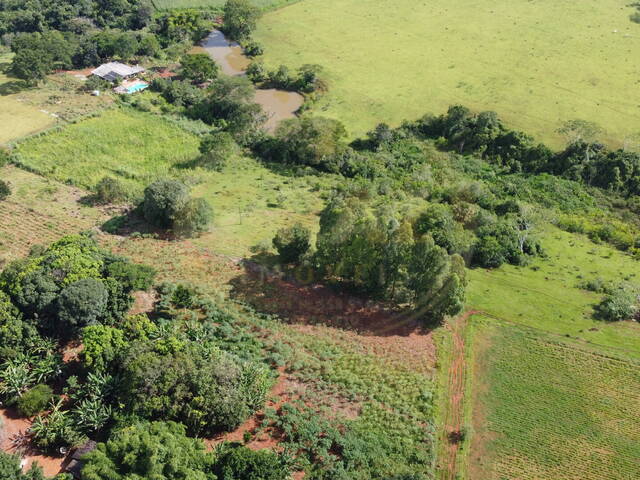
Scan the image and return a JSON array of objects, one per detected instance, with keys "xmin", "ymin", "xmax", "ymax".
[{"xmin": 91, "ymin": 62, "xmax": 145, "ymax": 82}]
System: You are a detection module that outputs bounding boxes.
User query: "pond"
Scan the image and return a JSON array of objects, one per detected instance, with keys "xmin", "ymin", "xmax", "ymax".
[{"xmin": 199, "ymin": 30, "xmax": 303, "ymax": 132}]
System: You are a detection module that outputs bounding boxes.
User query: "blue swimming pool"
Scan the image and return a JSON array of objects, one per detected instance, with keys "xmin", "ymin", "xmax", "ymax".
[{"xmin": 126, "ymin": 82, "xmax": 149, "ymax": 94}]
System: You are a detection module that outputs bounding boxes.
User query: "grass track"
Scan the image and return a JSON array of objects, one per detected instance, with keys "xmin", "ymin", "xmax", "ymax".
[
  {"xmin": 255, "ymin": 0, "xmax": 640, "ymax": 145},
  {"xmin": 469, "ymin": 318, "xmax": 640, "ymax": 480}
]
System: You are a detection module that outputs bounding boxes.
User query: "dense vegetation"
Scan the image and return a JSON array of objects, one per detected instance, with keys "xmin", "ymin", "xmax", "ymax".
[
  {"xmin": 1, "ymin": 0, "xmax": 214, "ymax": 84},
  {"xmin": 0, "ymin": 236, "xmax": 273, "ymax": 458}
]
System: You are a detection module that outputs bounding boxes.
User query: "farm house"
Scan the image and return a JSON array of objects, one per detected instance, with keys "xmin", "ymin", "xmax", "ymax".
[{"xmin": 91, "ymin": 62, "xmax": 145, "ymax": 82}]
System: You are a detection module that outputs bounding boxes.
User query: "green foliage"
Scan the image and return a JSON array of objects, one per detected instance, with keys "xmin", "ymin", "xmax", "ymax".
[
  {"xmin": 198, "ymin": 131, "xmax": 239, "ymax": 171},
  {"xmin": 173, "ymin": 197, "xmax": 214, "ymax": 238},
  {"xmin": 213, "ymin": 443, "xmax": 290, "ymax": 480},
  {"xmin": 17, "ymin": 384, "xmax": 54, "ymax": 417},
  {"xmin": 95, "ymin": 177, "xmax": 129, "ymax": 204},
  {"xmin": 0, "ymin": 451, "xmax": 45, "ymax": 480},
  {"xmin": 181, "ymin": 53, "xmax": 220, "ymax": 83},
  {"xmin": 30, "ymin": 399, "xmax": 86, "ymax": 453},
  {"xmin": 0, "ymin": 344, "xmax": 62, "ymax": 401},
  {"xmin": 0, "ymin": 180, "xmax": 11, "ymax": 201},
  {"xmin": 595, "ymin": 286, "xmax": 638, "ymax": 322},
  {"xmin": 120, "ymin": 340, "xmax": 270, "ymax": 436},
  {"xmin": 272, "ymin": 223, "xmax": 311, "ymax": 263},
  {"xmin": 57, "ymin": 278, "xmax": 109, "ymax": 331},
  {"xmin": 0, "ymin": 291, "xmax": 40, "ymax": 361},
  {"xmin": 82, "ymin": 421, "xmax": 217, "ymax": 480},
  {"xmin": 316, "ymin": 198, "xmax": 465, "ymax": 322},
  {"xmin": 223, "ymin": 0, "xmax": 261, "ymax": 41},
  {"xmin": 81, "ymin": 325, "xmax": 128, "ymax": 372},
  {"xmin": 142, "ymin": 179, "xmax": 213, "ymax": 237},
  {"xmin": 142, "ymin": 179, "xmax": 190, "ymax": 229},
  {"xmin": 190, "ymin": 76, "xmax": 265, "ymax": 145},
  {"xmin": 269, "ymin": 116, "xmax": 347, "ymax": 170},
  {"xmin": 105, "ymin": 261, "xmax": 156, "ymax": 292}
]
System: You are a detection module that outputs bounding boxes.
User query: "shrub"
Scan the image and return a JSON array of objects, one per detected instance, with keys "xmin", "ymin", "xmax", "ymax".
[
  {"xmin": 272, "ymin": 223, "xmax": 311, "ymax": 263},
  {"xmin": 631, "ymin": 11, "xmax": 640, "ymax": 24},
  {"xmin": 105, "ymin": 261, "xmax": 156, "ymax": 291},
  {"xmin": 0, "ymin": 180, "xmax": 10, "ymax": 201},
  {"xmin": 95, "ymin": 177, "xmax": 128, "ymax": 204},
  {"xmin": 595, "ymin": 286, "xmax": 638, "ymax": 321},
  {"xmin": 142, "ymin": 179, "xmax": 189, "ymax": 229},
  {"xmin": 82, "ymin": 421, "xmax": 216, "ymax": 480},
  {"xmin": 0, "ymin": 451, "xmax": 46, "ymax": 480},
  {"xmin": 57, "ymin": 278, "xmax": 109, "ymax": 331},
  {"xmin": 173, "ymin": 197, "xmax": 213, "ymax": 238},
  {"xmin": 17, "ymin": 384, "xmax": 54, "ymax": 417},
  {"xmin": 213, "ymin": 443, "xmax": 289, "ymax": 480},
  {"xmin": 199, "ymin": 131, "xmax": 238, "ymax": 171}
]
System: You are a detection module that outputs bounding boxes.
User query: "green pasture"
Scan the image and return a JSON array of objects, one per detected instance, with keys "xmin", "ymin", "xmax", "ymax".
[
  {"xmin": 469, "ymin": 319, "xmax": 640, "ymax": 480},
  {"xmin": 255, "ymin": 0, "xmax": 640, "ymax": 146},
  {"xmin": 0, "ymin": 53, "xmax": 56, "ymax": 144},
  {"xmin": 467, "ymin": 226, "xmax": 640, "ymax": 352},
  {"xmin": 13, "ymin": 108, "xmax": 329, "ymax": 256}
]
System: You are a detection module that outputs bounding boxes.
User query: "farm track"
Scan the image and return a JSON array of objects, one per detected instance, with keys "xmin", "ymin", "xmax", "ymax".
[{"xmin": 440, "ymin": 310, "xmax": 479, "ymax": 480}]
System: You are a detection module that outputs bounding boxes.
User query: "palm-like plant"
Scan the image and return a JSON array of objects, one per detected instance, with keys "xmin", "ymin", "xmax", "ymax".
[
  {"xmin": 73, "ymin": 398, "xmax": 112, "ymax": 432},
  {"xmin": 0, "ymin": 361, "xmax": 36, "ymax": 399}
]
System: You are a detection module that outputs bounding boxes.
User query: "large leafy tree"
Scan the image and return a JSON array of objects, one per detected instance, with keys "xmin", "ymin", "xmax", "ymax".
[
  {"xmin": 120, "ymin": 341, "xmax": 270, "ymax": 436},
  {"xmin": 223, "ymin": 0, "xmax": 261, "ymax": 41}
]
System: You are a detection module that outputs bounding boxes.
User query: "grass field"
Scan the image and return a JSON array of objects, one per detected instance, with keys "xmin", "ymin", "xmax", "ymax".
[
  {"xmin": 255, "ymin": 0, "xmax": 640, "ymax": 146},
  {"xmin": 13, "ymin": 107, "xmax": 331, "ymax": 256},
  {"xmin": 467, "ymin": 226, "xmax": 640, "ymax": 352},
  {"xmin": 468, "ymin": 319, "xmax": 640, "ymax": 480},
  {"xmin": 0, "ymin": 165, "xmax": 109, "ymax": 264},
  {"xmin": 0, "ymin": 53, "xmax": 113, "ymax": 144},
  {"xmin": 0, "ymin": 54, "xmax": 56, "ymax": 143}
]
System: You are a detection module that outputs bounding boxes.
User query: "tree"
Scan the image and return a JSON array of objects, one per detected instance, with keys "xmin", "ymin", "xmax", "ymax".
[
  {"xmin": 198, "ymin": 131, "xmax": 238, "ymax": 171},
  {"xmin": 142, "ymin": 179, "xmax": 189, "ymax": 229},
  {"xmin": 223, "ymin": 0, "xmax": 261, "ymax": 41},
  {"xmin": 407, "ymin": 236, "xmax": 466, "ymax": 323},
  {"xmin": 82, "ymin": 421, "xmax": 216, "ymax": 480},
  {"xmin": 181, "ymin": 53, "xmax": 219, "ymax": 83},
  {"xmin": 10, "ymin": 48, "xmax": 51, "ymax": 85},
  {"xmin": 191, "ymin": 76, "xmax": 266, "ymax": 145},
  {"xmin": 414, "ymin": 204, "xmax": 458, "ymax": 253},
  {"xmin": 0, "ymin": 180, "xmax": 11, "ymax": 201},
  {"xmin": 213, "ymin": 443, "xmax": 290, "ymax": 480},
  {"xmin": 273, "ymin": 116, "xmax": 347, "ymax": 169},
  {"xmin": 57, "ymin": 278, "xmax": 109, "ymax": 331},
  {"xmin": 173, "ymin": 198, "xmax": 214, "ymax": 238},
  {"xmin": 120, "ymin": 342, "xmax": 270, "ymax": 436},
  {"xmin": 272, "ymin": 223, "xmax": 311, "ymax": 263}
]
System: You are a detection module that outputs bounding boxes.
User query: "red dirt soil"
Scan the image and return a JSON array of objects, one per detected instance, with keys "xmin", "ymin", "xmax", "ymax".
[{"xmin": 0, "ymin": 408, "xmax": 66, "ymax": 477}]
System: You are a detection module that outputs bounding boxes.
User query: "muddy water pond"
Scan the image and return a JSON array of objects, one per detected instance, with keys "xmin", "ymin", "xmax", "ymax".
[{"xmin": 199, "ymin": 30, "xmax": 303, "ymax": 131}]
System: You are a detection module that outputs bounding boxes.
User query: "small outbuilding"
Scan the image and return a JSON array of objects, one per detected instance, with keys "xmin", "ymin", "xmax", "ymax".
[
  {"xmin": 65, "ymin": 440, "xmax": 98, "ymax": 479},
  {"xmin": 91, "ymin": 62, "xmax": 145, "ymax": 82}
]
